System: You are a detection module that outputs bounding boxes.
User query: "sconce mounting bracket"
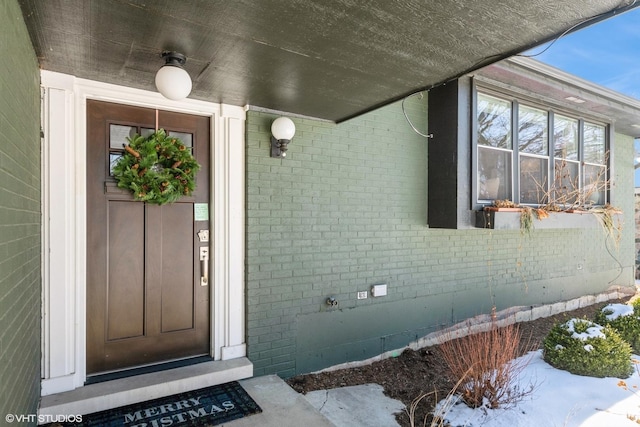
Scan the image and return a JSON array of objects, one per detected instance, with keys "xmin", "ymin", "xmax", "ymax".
[{"xmin": 270, "ymin": 136, "xmax": 290, "ymax": 158}]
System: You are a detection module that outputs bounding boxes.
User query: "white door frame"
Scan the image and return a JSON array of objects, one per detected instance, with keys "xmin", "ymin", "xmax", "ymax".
[{"xmin": 40, "ymin": 71, "xmax": 247, "ymax": 395}]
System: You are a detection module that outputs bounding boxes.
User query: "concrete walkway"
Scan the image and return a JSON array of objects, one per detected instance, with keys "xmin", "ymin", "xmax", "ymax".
[
  {"xmin": 229, "ymin": 376, "xmax": 405, "ymax": 427},
  {"xmin": 304, "ymin": 383, "xmax": 405, "ymax": 427},
  {"xmin": 225, "ymin": 375, "xmax": 334, "ymax": 426}
]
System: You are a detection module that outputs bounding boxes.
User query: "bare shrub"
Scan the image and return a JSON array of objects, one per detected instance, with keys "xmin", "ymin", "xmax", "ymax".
[{"xmin": 437, "ymin": 316, "xmax": 536, "ymax": 409}]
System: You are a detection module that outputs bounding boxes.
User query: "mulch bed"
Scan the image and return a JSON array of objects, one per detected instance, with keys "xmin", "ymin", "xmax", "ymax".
[{"xmin": 286, "ymin": 296, "xmax": 632, "ymax": 426}]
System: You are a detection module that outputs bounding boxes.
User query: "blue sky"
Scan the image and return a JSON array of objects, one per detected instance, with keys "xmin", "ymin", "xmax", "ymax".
[
  {"xmin": 526, "ymin": 7, "xmax": 640, "ymax": 185},
  {"xmin": 531, "ymin": 7, "xmax": 640, "ymax": 99}
]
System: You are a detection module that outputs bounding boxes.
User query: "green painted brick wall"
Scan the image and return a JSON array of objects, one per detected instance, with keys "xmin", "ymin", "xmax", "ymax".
[
  {"xmin": 246, "ymin": 94, "xmax": 635, "ymax": 377},
  {"xmin": 0, "ymin": 0, "xmax": 41, "ymax": 420}
]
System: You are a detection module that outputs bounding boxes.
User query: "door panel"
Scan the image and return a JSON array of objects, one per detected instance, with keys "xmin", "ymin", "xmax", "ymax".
[
  {"xmin": 87, "ymin": 100, "xmax": 210, "ymax": 375},
  {"xmin": 107, "ymin": 201, "xmax": 145, "ymax": 340},
  {"xmin": 159, "ymin": 203, "xmax": 195, "ymax": 333}
]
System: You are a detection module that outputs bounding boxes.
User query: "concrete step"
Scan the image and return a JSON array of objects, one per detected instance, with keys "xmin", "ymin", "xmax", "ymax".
[{"xmin": 38, "ymin": 357, "xmax": 253, "ymax": 422}]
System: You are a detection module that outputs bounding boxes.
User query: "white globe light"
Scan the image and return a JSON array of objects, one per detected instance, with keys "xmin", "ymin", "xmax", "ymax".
[
  {"xmin": 271, "ymin": 117, "xmax": 296, "ymax": 140},
  {"xmin": 155, "ymin": 65, "xmax": 192, "ymax": 100}
]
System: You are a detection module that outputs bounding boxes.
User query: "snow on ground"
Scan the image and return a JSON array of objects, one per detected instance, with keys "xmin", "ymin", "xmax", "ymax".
[
  {"xmin": 603, "ymin": 303, "xmax": 636, "ymax": 320},
  {"xmin": 442, "ymin": 350, "xmax": 640, "ymax": 427}
]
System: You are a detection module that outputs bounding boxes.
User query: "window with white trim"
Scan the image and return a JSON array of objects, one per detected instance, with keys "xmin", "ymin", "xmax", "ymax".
[{"xmin": 475, "ymin": 90, "xmax": 609, "ymax": 208}]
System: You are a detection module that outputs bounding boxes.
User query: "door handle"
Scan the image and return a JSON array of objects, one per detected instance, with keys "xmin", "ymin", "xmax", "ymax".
[{"xmin": 199, "ymin": 247, "xmax": 209, "ymax": 286}]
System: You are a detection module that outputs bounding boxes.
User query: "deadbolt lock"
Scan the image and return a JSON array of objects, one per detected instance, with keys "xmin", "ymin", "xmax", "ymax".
[{"xmin": 197, "ymin": 229, "xmax": 209, "ymax": 243}]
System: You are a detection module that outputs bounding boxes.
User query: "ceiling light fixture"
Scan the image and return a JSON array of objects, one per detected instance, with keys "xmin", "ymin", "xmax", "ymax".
[
  {"xmin": 270, "ymin": 117, "xmax": 296, "ymax": 158},
  {"xmin": 155, "ymin": 51, "xmax": 192, "ymax": 101}
]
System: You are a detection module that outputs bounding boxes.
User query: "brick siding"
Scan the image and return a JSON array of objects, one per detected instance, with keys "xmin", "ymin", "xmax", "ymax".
[
  {"xmin": 246, "ymin": 95, "xmax": 635, "ymax": 377},
  {"xmin": 0, "ymin": 0, "xmax": 41, "ymax": 421}
]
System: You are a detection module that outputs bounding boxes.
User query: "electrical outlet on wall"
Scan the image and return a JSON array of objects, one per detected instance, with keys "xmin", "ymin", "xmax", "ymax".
[
  {"xmin": 371, "ymin": 284, "xmax": 388, "ymax": 297},
  {"xmin": 357, "ymin": 291, "xmax": 368, "ymax": 300}
]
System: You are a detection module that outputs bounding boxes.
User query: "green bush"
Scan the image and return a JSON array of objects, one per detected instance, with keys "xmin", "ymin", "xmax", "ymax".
[
  {"xmin": 543, "ymin": 318, "xmax": 633, "ymax": 378},
  {"xmin": 594, "ymin": 301, "xmax": 640, "ymax": 354}
]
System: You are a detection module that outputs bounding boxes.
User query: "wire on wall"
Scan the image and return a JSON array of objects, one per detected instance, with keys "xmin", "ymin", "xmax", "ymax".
[
  {"xmin": 605, "ymin": 231, "xmax": 625, "ymax": 286},
  {"xmin": 400, "ymin": 0, "xmax": 638, "ymax": 140},
  {"xmin": 402, "ymin": 91, "xmax": 433, "ymax": 139}
]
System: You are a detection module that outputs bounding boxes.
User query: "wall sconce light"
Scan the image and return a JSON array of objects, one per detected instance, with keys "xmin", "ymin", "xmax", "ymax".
[
  {"xmin": 155, "ymin": 51, "xmax": 192, "ymax": 101},
  {"xmin": 270, "ymin": 117, "xmax": 296, "ymax": 158}
]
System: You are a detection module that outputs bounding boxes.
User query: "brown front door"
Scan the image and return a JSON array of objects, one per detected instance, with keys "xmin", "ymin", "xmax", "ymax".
[{"xmin": 86, "ymin": 100, "xmax": 210, "ymax": 375}]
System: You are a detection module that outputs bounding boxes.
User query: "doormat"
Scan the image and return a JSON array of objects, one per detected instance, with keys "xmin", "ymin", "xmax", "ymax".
[{"xmin": 46, "ymin": 381, "xmax": 262, "ymax": 427}]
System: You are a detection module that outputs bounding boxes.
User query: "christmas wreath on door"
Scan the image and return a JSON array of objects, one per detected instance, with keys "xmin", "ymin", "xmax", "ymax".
[{"xmin": 112, "ymin": 129, "xmax": 200, "ymax": 205}]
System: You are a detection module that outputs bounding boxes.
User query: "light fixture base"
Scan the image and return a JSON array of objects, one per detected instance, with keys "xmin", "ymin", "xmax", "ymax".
[
  {"xmin": 270, "ymin": 137, "xmax": 290, "ymax": 158},
  {"xmin": 161, "ymin": 51, "xmax": 187, "ymax": 67}
]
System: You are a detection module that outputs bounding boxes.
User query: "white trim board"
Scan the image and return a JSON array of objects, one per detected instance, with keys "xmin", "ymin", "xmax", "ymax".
[{"xmin": 40, "ymin": 71, "xmax": 248, "ymax": 395}]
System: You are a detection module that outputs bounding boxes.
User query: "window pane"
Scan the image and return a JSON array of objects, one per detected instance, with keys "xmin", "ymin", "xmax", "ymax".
[
  {"xmin": 553, "ymin": 159, "xmax": 579, "ymax": 205},
  {"xmin": 520, "ymin": 156, "xmax": 548, "ymax": 204},
  {"xmin": 168, "ymin": 131, "xmax": 193, "ymax": 148},
  {"xmin": 141, "ymin": 128, "xmax": 155, "ymax": 138},
  {"xmin": 477, "ymin": 93, "xmax": 511, "ymax": 149},
  {"xmin": 584, "ymin": 123, "xmax": 606, "ymax": 164},
  {"xmin": 554, "ymin": 115, "xmax": 578, "ymax": 160},
  {"xmin": 584, "ymin": 164, "xmax": 606, "ymax": 206},
  {"xmin": 109, "ymin": 153, "xmax": 123, "ymax": 176},
  {"xmin": 518, "ymin": 105, "xmax": 547, "ymax": 155},
  {"xmin": 478, "ymin": 147, "xmax": 512, "ymax": 201},
  {"xmin": 110, "ymin": 124, "xmax": 137, "ymax": 149}
]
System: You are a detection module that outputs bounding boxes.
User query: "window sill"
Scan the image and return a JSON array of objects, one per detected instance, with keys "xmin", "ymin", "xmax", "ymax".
[{"xmin": 475, "ymin": 207, "xmax": 622, "ymax": 230}]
